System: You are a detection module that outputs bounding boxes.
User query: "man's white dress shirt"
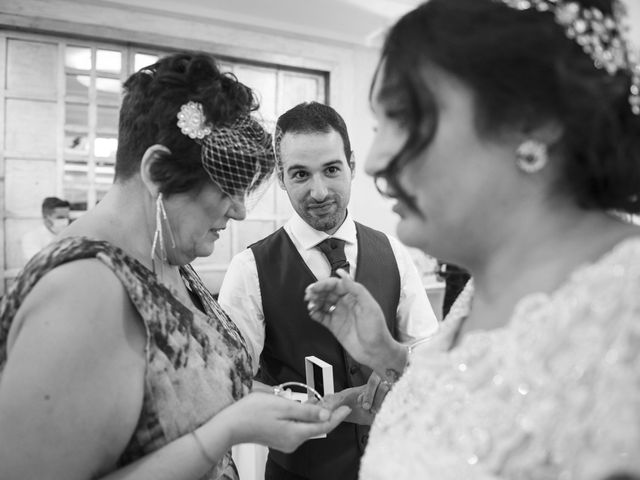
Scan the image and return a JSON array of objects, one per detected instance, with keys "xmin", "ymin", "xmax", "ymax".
[{"xmin": 219, "ymin": 213, "xmax": 439, "ymax": 374}]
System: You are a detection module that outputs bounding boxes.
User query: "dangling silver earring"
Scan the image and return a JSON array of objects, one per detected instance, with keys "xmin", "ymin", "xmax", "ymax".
[
  {"xmin": 150, "ymin": 193, "xmax": 176, "ymax": 275},
  {"xmin": 516, "ymin": 140, "xmax": 548, "ymax": 174}
]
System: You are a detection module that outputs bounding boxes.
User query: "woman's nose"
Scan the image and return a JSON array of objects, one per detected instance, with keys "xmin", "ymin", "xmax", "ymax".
[
  {"xmin": 364, "ymin": 137, "xmax": 391, "ymax": 177},
  {"xmin": 228, "ymin": 195, "xmax": 247, "ymax": 221}
]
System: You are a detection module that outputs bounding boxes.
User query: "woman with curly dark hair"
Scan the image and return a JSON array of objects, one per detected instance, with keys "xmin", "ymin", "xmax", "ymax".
[
  {"xmin": 306, "ymin": 0, "xmax": 640, "ymax": 478},
  {"xmin": 0, "ymin": 53, "xmax": 349, "ymax": 480}
]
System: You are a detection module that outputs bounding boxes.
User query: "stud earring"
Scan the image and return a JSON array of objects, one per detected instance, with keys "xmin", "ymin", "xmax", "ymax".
[{"xmin": 516, "ymin": 140, "xmax": 548, "ymax": 174}]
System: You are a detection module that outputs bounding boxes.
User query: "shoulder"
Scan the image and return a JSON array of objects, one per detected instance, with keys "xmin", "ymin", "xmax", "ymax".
[
  {"xmin": 381, "ymin": 233, "xmax": 416, "ymax": 265},
  {"xmin": 354, "ymin": 221, "xmax": 386, "ymax": 237},
  {"xmin": 227, "ymin": 247, "xmax": 257, "ymax": 272},
  {"xmin": 355, "ymin": 222, "xmax": 405, "ymax": 251},
  {"xmin": 219, "ymin": 249, "xmax": 260, "ymax": 301},
  {"xmin": 384, "ymin": 233, "xmax": 407, "ymax": 252},
  {"xmin": 249, "ymin": 227, "xmax": 287, "ymax": 251},
  {"xmin": 11, "ymin": 258, "xmax": 143, "ymax": 352},
  {"xmin": 27, "ymin": 257, "xmax": 129, "ymax": 302}
]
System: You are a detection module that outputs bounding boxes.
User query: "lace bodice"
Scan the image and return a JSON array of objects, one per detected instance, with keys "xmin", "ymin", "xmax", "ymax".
[{"xmin": 361, "ymin": 237, "xmax": 640, "ymax": 480}]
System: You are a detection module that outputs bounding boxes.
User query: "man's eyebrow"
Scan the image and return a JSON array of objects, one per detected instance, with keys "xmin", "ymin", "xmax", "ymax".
[{"xmin": 286, "ymin": 163, "xmax": 307, "ymax": 173}]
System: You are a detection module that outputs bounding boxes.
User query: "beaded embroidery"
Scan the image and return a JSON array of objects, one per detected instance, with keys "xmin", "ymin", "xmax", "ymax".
[{"xmin": 361, "ymin": 237, "xmax": 640, "ymax": 480}]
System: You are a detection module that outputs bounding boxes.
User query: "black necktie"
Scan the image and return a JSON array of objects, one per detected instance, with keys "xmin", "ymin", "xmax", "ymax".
[{"xmin": 316, "ymin": 238, "xmax": 350, "ymax": 277}]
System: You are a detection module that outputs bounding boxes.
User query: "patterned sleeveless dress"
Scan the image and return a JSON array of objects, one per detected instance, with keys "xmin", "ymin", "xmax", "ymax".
[{"xmin": 0, "ymin": 236, "xmax": 253, "ymax": 480}]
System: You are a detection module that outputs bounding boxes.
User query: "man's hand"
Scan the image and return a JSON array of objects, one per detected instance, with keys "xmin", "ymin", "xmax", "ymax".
[
  {"xmin": 357, "ymin": 371, "xmax": 390, "ymax": 414},
  {"xmin": 320, "ymin": 371, "xmax": 392, "ymax": 426},
  {"xmin": 320, "ymin": 386, "xmax": 375, "ymax": 425}
]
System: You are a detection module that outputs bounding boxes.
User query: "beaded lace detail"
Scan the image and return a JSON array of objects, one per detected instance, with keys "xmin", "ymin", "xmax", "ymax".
[{"xmin": 360, "ymin": 237, "xmax": 640, "ymax": 480}]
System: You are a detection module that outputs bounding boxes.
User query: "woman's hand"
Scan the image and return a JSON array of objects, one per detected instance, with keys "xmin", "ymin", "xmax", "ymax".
[
  {"xmin": 220, "ymin": 392, "xmax": 351, "ymax": 453},
  {"xmin": 304, "ymin": 269, "xmax": 401, "ymax": 370}
]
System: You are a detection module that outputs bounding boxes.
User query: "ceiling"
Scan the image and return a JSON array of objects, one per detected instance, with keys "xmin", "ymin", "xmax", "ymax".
[
  {"xmin": 97, "ymin": 0, "xmax": 422, "ymax": 46},
  {"xmin": 99, "ymin": 0, "xmax": 640, "ymax": 48}
]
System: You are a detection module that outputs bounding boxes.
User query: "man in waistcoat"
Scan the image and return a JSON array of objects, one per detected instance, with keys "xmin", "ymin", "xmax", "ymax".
[{"xmin": 219, "ymin": 102, "xmax": 438, "ymax": 480}]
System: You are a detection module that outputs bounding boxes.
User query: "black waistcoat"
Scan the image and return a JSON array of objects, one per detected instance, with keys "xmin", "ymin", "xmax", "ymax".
[{"xmin": 251, "ymin": 222, "xmax": 401, "ymax": 480}]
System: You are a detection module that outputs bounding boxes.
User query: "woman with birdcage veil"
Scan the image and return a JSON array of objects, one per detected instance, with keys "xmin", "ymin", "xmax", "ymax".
[
  {"xmin": 0, "ymin": 53, "xmax": 350, "ymax": 480},
  {"xmin": 305, "ymin": 0, "xmax": 640, "ymax": 479}
]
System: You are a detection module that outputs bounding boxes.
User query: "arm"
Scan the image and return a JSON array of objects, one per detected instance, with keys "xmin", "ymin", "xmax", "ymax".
[
  {"xmin": 388, "ymin": 237, "xmax": 439, "ymax": 342},
  {"xmin": 0, "ymin": 260, "xmax": 350, "ymax": 480},
  {"xmin": 218, "ymin": 250, "xmax": 265, "ymax": 376},
  {"xmin": 100, "ymin": 393, "xmax": 351, "ymax": 480},
  {"xmin": 0, "ymin": 260, "xmax": 148, "ymax": 479},
  {"xmin": 321, "ymin": 243, "xmax": 440, "ymax": 420}
]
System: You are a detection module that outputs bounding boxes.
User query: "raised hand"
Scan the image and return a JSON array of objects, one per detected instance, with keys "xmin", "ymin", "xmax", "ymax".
[{"xmin": 304, "ymin": 269, "xmax": 400, "ymax": 370}]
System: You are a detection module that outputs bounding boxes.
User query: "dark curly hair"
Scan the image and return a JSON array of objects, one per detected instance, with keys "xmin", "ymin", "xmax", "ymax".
[
  {"xmin": 115, "ymin": 52, "xmax": 260, "ymax": 196},
  {"xmin": 374, "ymin": 0, "xmax": 640, "ymax": 213}
]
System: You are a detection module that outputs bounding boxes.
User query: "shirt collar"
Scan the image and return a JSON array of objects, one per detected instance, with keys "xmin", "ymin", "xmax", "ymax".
[{"xmin": 288, "ymin": 211, "xmax": 357, "ymax": 250}]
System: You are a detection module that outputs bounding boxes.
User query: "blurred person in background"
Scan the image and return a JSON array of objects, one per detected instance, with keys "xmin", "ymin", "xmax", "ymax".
[{"xmin": 21, "ymin": 196, "xmax": 70, "ymax": 263}]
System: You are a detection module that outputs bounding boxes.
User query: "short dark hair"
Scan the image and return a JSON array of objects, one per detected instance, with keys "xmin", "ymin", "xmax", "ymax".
[
  {"xmin": 275, "ymin": 102, "xmax": 352, "ymax": 173},
  {"xmin": 375, "ymin": 0, "xmax": 640, "ymax": 213},
  {"xmin": 115, "ymin": 52, "xmax": 259, "ymax": 196},
  {"xmin": 41, "ymin": 197, "xmax": 70, "ymax": 216}
]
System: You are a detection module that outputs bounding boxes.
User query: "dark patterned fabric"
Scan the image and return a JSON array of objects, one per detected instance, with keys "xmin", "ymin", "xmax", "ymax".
[
  {"xmin": 315, "ymin": 238, "xmax": 350, "ymax": 277},
  {"xmin": 0, "ymin": 236, "xmax": 252, "ymax": 480}
]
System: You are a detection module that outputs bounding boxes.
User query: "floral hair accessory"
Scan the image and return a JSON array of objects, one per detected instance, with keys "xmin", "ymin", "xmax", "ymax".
[
  {"xmin": 495, "ymin": 0, "xmax": 640, "ymax": 115},
  {"xmin": 177, "ymin": 101, "xmax": 212, "ymax": 139}
]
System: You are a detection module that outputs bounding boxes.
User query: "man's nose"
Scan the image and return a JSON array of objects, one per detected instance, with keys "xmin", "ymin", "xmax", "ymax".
[{"xmin": 309, "ymin": 176, "xmax": 328, "ymax": 201}]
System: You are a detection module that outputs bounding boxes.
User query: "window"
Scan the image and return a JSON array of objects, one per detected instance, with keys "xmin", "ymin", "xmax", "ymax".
[{"xmin": 1, "ymin": 32, "xmax": 327, "ymax": 293}]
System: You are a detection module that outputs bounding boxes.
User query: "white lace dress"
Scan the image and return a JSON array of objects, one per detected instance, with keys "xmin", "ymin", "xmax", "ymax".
[{"xmin": 360, "ymin": 238, "xmax": 640, "ymax": 480}]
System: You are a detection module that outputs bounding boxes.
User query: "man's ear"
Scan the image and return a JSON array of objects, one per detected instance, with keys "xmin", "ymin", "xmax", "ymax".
[
  {"xmin": 139, "ymin": 144, "xmax": 171, "ymax": 198},
  {"xmin": 348, "ymin": 151, "xmax": 356, "ymax": 181}
]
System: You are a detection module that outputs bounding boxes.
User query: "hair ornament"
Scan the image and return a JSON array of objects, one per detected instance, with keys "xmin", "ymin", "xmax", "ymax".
[
  {"xmin": 495, "ymin": 0, "xmax": 640, "ymax": 115},
  {"xmin": 177, "ymin": 101, "xmax": 213, "ymax": 139},
  {"xmin": 174, "ymin": 101, "xmax": 275, "ymax": 209},
  {"xmin": 200, "ymin": 116, "xmax": 275, "ymax": 204}
]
